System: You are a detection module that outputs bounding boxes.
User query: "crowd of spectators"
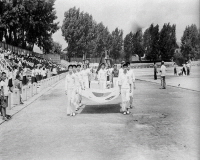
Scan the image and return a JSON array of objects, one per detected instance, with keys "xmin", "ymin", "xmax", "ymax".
[{"xmin": 0, "ymin": 46, "xmax": 66, "ymax": 121}]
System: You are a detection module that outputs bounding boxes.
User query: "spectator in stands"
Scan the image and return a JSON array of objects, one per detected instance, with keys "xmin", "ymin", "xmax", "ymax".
[
  {"xmin": 14, "ymin": 74, "xmax": 23, "ymax": 104},
  {"xmin": 22, "ymin": 65, "xmax": 28, "ymax": 85},
  {"xmin": 42, "ymin": 67, "xmax": 47, "ymax": 79},
  {"xmin": 7, "ymin": 67, "xmax": 13, "ymax": 91},
  {"xmin": 35, "ymin": 66, "xmax": 40, "ymax": 82},
  {"xmin": 52, "ymin": 66, "xmax": 57, "ymax": 76},
  {"xmin": 31, "ymin": 66, "xmax": 37, "ymax": 84}
]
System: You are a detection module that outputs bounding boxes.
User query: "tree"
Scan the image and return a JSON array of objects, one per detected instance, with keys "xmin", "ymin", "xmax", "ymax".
[
  {"xmin": 143, "ymin": 24, "xmax": 160, "ymax": 61},
  {"xmin": 110, "ymin": 28, "xmax": 123, "ymax": 62},
  {"xmin": 0, "ymin": 0, "xmax": 59, "ymax": 51},
  {"xmin": 61, "ymin": 7, "xmax": 96, "ymax": 61},
  {"xmin": 124, "ymin": 32, "xmax": 133, "ymax": 61},
  {"xmin": 49, "ymin": 41, "xmax": 62, "ymax": 55},
  {"xmin": 159, "ymin": 23, "xmax": 177, "ymax": 61},
  {"xmin": 132, "ymin": 29, "xmax": 144, "ymax": 61},
  {"xmin": 181, "ymin": 24, "xmax": 199, "ymax": 60}
]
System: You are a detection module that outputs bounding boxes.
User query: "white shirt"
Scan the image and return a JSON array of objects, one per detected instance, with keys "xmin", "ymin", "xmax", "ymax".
[
  {"xmin": 160, "ymin": 65, "xmax": 166, "ymax": 76},
  {"xmin": 31, "ymin": 69, "xmax": 35, "ymax": 77},
  {"xmin": 23, "ymin": 68, "xmax": 27, "ymax": 76},
  {"xmin": 118, "ymin": 72, "xmax": 131, "ymax": 89},
  {"xmin": 74, "ymin": 71, "xmax": 82, "ymax": 87},
  {"xmin": 81, "ymin": 69, "xmax": 90, "ymax": 80},
  {"xmin": 0, "ymin": 79, "xmax": 9, "ymax": 96},
  {"xmin": 53, "ymin": 68, "xmax": 57, "ymax": 74},
  {"xmin": 35, "ymin": 69, "xmax": 39, "ymax": 75},
  {"xmin": 98, "ymin": 69, "xmax": 107, "ymax": 81},
  {"xmin": 119, "ymin": 68, "xmax": 123, "ymax": 77},
  {"xmin": 41, "ymin": 69, "xmax": 46, "ymax": 76},
  {"xmin": 65, "ymin": 73, "xmax": 75, "ymax": 90}
]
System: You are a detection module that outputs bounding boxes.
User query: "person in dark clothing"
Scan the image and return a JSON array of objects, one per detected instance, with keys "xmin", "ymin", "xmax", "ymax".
[{"xmin": 154, "ymin": 62, "xmax": 158, "ymax": 80}]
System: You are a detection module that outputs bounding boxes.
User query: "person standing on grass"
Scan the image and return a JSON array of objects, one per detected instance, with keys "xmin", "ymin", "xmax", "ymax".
[
  {"xmin": 160, "ymin": 61, "xmax": 166, "ymax": 89},
  {"xmin": 182, "ymin": 63, "xmax": 186, "ymax": 75},
  {"xmin": 186, "ymin": 62, "xmax": 190, "ymax": 76},
  {"xmin": 118, "ymin": 63, "xmax": 132, "ymax": 115},
  {"xmin": 154, "ymin": 62, "xmax": 158, "ymax": 80},
  {"xmin": 65, "ymin": 65, "xmax": 76, "ymax": 116},
  {"xmin": 174, "ymin": 62, "xmax": 177, "ymax": 76}
]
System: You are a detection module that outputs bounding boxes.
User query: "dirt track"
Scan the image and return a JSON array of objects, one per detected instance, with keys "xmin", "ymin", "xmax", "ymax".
[{"xmin": 0, "ymin": 79, "xmax": 199, "ymax": 160}]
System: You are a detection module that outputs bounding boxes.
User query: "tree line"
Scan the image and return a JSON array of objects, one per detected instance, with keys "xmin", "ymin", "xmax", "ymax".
[
  {"xmin": 62, "ymin": 7, "xmax": 200, "ymax": 63},
  {"xmin": 0, "ymin": 3, "xmax": 199, "ymax": 61},
  {"xmin": 0, "ymin": 0, "xmax": 61, "ymax": 54}
]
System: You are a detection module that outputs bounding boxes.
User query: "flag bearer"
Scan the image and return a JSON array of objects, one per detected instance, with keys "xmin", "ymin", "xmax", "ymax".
[
  {"xmin": 118, "ymin": 63, "xmax": 132, "ymax": 115},
  {"xmin": 98, "ymin": 63, "xmax": 107, "ymax": 89},
  {"xmin": 81, "ymin": 64, "xmax": 90, "ymax": 89},
  {"xmin": 127, "ymin": 62, "xmax": 136, "ymax": 108},
  {"xmin": 65, "ymin": 65, "xmax": 76, "ymax": 116},
  {"xmin": 73, "ymin": 64, "xmax": 83, "ymax": 111}
]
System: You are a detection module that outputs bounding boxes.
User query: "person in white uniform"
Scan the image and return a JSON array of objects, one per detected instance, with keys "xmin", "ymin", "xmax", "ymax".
[
  {"xmin": 65, "ymin": 65, "xmax": 76, "ymax": 116},
  {"xmin": 112, "ymin": 64, "xmax": 119, "ymax": 88},
  {"xmin": 98, "ymin": 63, "xmax": 107, "ymax": 89},
  {"xmin": 118, "ymin": 63, "xmax": 132, "ymax": 115},
  {"xmin": 72, "ymin": 65, "xmax": 83, "ymax": 111},
  {"xmin": 81, "ymin": 64, "xmax": 90, "ymax": 89},
  {"xmin": 118, "ymin": 61, "xmax": 125, "ymax": 78},
  {"xmin": 76, "ymin": 64, "xmax": 84, "ymax": 109},
  {"xmin": 127, "ymin": 62, "xmax": 136, "ymax": 108}
]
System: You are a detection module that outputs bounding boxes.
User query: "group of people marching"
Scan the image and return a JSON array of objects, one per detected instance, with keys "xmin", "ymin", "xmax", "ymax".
[{"xmin": 65, "ymin": 61, "xmax": 136, "ymax": 116}]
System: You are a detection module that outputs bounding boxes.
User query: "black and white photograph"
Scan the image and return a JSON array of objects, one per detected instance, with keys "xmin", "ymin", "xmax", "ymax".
[{"xmin": 0, "ymin": 0, "xmax": 199, "ymax": 159}]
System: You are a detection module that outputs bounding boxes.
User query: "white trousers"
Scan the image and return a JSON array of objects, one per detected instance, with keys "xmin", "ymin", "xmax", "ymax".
[
  {"xmin": 83, "ymin": 77, "xmax": 89, "ymax": 89},
  {"xmin": 67, "ymin": 88, "xmax": 76, "ymax": 115},
  {"xmin": 121, "ymin": 88, "xmax": 130, "ymax": 112},
  {"xmin": 99, "ymin": 80, "xmax": 107, "ymax": 89},
  {"xmin": 75, "ymin": 86, "xmax": 82, "ymax": 109}
]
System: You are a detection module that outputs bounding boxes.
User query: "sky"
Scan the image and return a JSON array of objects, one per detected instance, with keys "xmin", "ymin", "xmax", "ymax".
[{"xmin": 35, "ymin": 0, "xmax": 200, "ymax": 52}]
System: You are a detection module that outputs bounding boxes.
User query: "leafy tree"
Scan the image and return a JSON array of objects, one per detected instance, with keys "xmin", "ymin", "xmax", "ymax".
[
  {"xmin": 143, "ymin": 24, "xmax": 160, "ymax": 61},
  {"xmin": 62, "ymin": 7, "xmax": 97, "ymax": 61},
  {"xmin": 181, "ymin": 24, "xmax": 199, "ymax": 60},
  {"xmin": 132, "ymin": 29, "xmax": 144, "ymax": 61},
  {"xmin": 124, "ymin": 32, "xmax": 133, "ymax": 61},
  {"xmin": 159, "ymin": 23, "xmax": 177, "ymax": 61},
  {"xmin": 110, "ymin": 28, "xmax": 123, "ymax": 62},
  {"xmin": 0, "ymin": 0, "xmax": 59, "ymax": 51},
  {"xmin": 45, "ymin": 39, "xmax": 62, "ymax": 55}
]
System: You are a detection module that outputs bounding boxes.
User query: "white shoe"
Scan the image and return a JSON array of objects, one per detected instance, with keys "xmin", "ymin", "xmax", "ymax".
[{"xmin": 72, "ymin": 113, "xmax": 76, "ymax": 116}]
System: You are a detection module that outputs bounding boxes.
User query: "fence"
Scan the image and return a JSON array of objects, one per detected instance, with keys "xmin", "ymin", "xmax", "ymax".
[{"xmin": 7, "ymin": 72, "xmax": 66, "ymax": 110}]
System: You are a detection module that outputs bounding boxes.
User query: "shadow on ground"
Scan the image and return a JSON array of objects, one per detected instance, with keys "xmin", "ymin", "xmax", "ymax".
[{"xmin": 81, "ymin": 104, "xmax": 120, "ymax": 114}]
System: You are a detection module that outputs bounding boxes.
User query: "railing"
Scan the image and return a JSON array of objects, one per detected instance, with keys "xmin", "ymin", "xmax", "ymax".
[{"xmin": 7, "ymin": 72, "xmax": 66, "ymax": 110}]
